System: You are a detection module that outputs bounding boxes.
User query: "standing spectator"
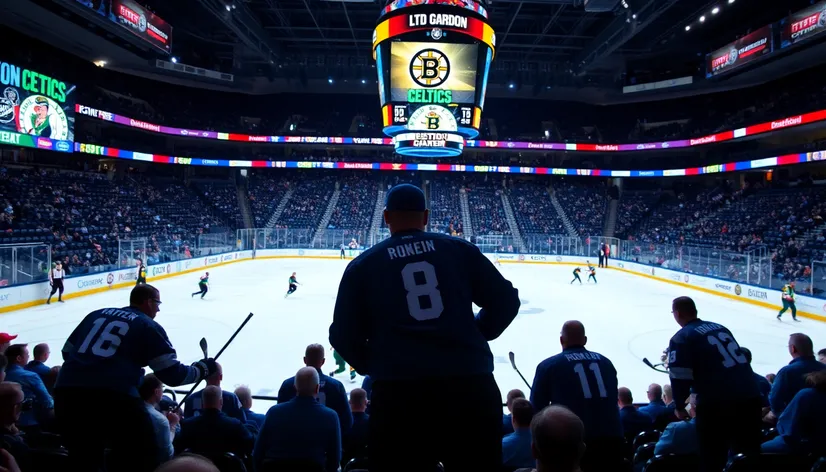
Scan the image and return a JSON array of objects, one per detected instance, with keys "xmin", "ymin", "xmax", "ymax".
[
  {"xmin": 503, "ymin": 388, "xmax": 526, "ymax": 436},
  {"xmin": 139, "ymin": 374, "xmax": 178, "ymax": 465},
  {"xmin": 254, "ymin": 367, "xmax": 341, "ymax": 472},
  {"xmin": 617, "ymin": 387, "xmax": 652, "ymax": 439},
  {"xmin": 175, "ymin": 386, "xmax": 254, "ymax": 458},
  {"xmin": 768, "ymin": 333, "xmax": 826, "ymax": 418},
  {"xmin": 667, "ymin": 296, "xmax": 762, "ymax": 472},
  {"xmin": 24, "ymin": 343, "xmax": 50, "ymax": 383},
  {"xmin": 761, "ymin": 371, "xmax": 826, "ymax": 454},
  {"xmin": 3, "ymin": 344, "xmax": 53, "ymax": 431},
  {"xmin": 342, "ymin": 388, "xmax": 369, "ymax": 465},
  {"xmin": 0, "ymin": 334, "xmax": 16, "ymax": 354},
  {"xmin": 46, "ymin": 261, "xmax": 65, "ymax": 304},
  {"xmin": 276, "ymin": 344, "xmax": 351, "ymax": 436},
  {"xmin": 519, "ymin": 405, "xmax": 585, "ymax": 472},
  {"xmin": 235, "ymin": 386, "xmax": 266, "ymax": 430},
  {"xmin": 54, "ymin": 284, "xmax": 217, "ymax": 472},
  {"xmin": 638, "ymin": 384, "xmax": 669, "ymax": 421},
  {"xmin": 502, "ymin": 398, "xmax": 534, "ymax": 469},
  {"xmin": 531, "ymin": 320, "xmax": 623, "ymax": 471},
  {"xmin": 654, "ymin": 394, "xmax": 699, "ymax": 456},
  {"xmin": 184, "ymin": 362, "xmax": 246, "ymax": 424},
  {"xmin": 329, "ymin": 184, "xmax": 520, "ymax": 472}
]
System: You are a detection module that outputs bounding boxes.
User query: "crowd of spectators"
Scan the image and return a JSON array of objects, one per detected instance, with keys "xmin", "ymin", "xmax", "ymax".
[
  {"xmin": 326, "ymin": 177, "xmax": 378, "ymax": 232},
  {"xmin": 553, "ymin": 180, "xmax": 609, "ymax": 236},
  {"xmin": 465, "ymin": 177, "xmax": 512, "ymax": 236}
]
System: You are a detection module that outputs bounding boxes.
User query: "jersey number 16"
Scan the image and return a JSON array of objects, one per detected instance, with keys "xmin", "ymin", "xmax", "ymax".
[{"xmin": 78, "ymin": 319, "xmax": 130, "ymax": 358}]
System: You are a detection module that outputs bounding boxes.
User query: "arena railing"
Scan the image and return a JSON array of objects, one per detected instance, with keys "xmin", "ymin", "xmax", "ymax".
[{"xmin": 0, "ymin": 243, "xmax": 51, "ymax": 286}]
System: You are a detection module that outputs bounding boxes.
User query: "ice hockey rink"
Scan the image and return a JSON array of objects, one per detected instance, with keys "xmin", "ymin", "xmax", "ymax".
[{"xmin": 4, "ymin": 258, "xmax": 826, "ymax": 405}]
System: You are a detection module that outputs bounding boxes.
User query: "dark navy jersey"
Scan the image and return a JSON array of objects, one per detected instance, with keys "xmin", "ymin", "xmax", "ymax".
[
  {"xmin": 329, "ymin": 229, "xmax": 520, "ymax": 380},
  {"xmin": 667, "ymin": 319, "xmax": 759, "ymax": 407},
  {"xmin": 56, "ymin": 306, "xmax": 201, "ymax": 397},
  {"xmin": 530, "ymin": 347, "xmax": 622, "ymax": 439}
]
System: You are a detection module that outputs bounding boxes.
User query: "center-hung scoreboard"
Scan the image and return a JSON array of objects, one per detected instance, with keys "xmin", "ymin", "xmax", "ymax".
[{"xmin": 374, "ymin": 0, "xmax": 495, "ymax": 157}]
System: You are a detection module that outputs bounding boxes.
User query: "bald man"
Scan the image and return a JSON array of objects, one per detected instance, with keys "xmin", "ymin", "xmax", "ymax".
[
  {"xmin": 529, "ymin": 405, "xmax": 585, "ymax": 472},
  {"xmin": 154, "ymin": 453, "xmax": 220, "ymax": 472},
  {"xmin": 667, "ymin": 296, "xmax": 762, "ymax": 472},
  {"xmin": 175, "ymin": 386, "xmax": 254, "ymax": 458},
  {"xmin": 769, "ymin": 333, "xmax": 826, "ymax": 416},
  {"xmin": 530, "ymin": 321, "xmax": 622, "ymax": 470},
  {"xmin": 255, "ymin": 367, "xmax": 341, "ymax": 472}
]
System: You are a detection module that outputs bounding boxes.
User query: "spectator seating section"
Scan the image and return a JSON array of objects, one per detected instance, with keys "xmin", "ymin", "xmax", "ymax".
[
  {"xmin": 465, "ymin": 179, "xmax": 511, "ymax": 236},
  {"xmin": 554, "ymin": 180, "xmax": 608, "ymax": 236}
]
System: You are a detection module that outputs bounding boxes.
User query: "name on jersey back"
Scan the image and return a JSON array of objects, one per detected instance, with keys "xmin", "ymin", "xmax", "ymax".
[{"xmin": 387, "ymin": 239, "xmax": 437, "ymax": 260}]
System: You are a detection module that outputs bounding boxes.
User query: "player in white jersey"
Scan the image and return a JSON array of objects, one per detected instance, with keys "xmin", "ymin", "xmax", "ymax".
[{"xmin": 47, "ymin": 261, "xmax": 66, "ymax": 304}]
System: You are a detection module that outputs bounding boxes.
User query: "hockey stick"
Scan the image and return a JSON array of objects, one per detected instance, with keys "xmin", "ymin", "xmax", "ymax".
[
  {"xmin": 176, "ymin": 313, "xmax": 254, "ymax": 409},
  {"xmin": 642, "ymin": 357, "xmax": 669, "ymax": 374},
  {"xmin": 508, "ymin": 352, "xmax": 532, "ymax": 391}
]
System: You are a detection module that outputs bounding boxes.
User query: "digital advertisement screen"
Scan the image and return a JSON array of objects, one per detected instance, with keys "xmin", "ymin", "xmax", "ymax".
[
  {"xmin": 706, "ymin": 25, "xmax": 772, "ymax": 77},
  {"xmin": 780, "ymin": 0, "xmax": 826, "ymax": 48},
  {"xmin": 390, "ymin": 42, "xmax": 478, "ymax": 104},
  {"xmin": 75, "ymin": 0, "xmax": 172, "ymax": 53},
  {"xmin": 0, "ymin": 60, "xmax": 76, "ymax": 143}
]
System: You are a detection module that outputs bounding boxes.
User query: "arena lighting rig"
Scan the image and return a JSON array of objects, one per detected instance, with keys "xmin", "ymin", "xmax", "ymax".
[{"xmin": 373, "ymin": 0, "xmax": 494, "ymax": 157}]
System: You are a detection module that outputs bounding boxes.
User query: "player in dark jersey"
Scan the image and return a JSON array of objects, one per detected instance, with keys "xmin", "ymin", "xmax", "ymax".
[
  {"xmin": 667, "ymin": 296, "xmax": 762, "ymax": 472},
  {"xmin": 285, "ymin": 272, "xmax": 300, "ymax": 298},
  {"xmin": 571, "ymin": 267, "xmax": 582, "ymax": 284},
  {"xmin": 192, "ymin": 272, "xmax": 210, "ymax": 299},
  {"xmin": 531, "ymin": 320, "xmax": 623, "ymax": 470},
  {"xmin": 136, "ymin": 258, "xmax": 147, "ymax": 286},
  {"xmin": 329, "ymin": 184, "xmax": 520, "ymax": 472},
  {"xmin": 586, "ymin": 262, "xmax": 597, "ymax": 283},
  {"xmin": 54, "ymin": 284, "xmax": 217, "ymax": 472}
]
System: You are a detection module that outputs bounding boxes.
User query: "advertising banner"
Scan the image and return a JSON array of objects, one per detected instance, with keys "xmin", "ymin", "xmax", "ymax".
[
  {"xmin": 0, "ymin": 60, "xmax": 75, "ymax": 142},
  {"xmin": 780, "ymin": 0, "xmax": 826, "ymax": 48},
  {"xmin": 74, "ymin": 0, "xmax": 172, "ymax": 53},
  {"xmin": 706, "ymin": 25, "xmax": 772, "ymax": 77}
]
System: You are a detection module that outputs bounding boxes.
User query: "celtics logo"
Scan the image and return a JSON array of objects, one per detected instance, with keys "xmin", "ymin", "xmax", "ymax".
[
  {"xmin": 17, "ymin": 95, "xmax": 69, "ymax": 140},
  {"xmin": 410, "ymin": 49, "xmax": 450, "ymax": 87}
]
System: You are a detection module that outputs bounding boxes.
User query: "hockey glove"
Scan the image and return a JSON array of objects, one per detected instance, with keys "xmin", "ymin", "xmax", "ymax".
[{"xmin": 193, "ymin": 357, "xmax": 218, "ymax": 379}]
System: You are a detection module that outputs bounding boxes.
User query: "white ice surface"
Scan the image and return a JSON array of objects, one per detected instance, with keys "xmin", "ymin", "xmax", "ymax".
[{"xmin": 5, "ymin": 259, "xmax": 825, "ymax": 406}]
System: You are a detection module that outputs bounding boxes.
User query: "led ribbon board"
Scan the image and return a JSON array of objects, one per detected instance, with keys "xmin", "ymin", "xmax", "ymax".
[{"xmin": 374, "ymin": 0, "xmax": 494, "ymax": 157}]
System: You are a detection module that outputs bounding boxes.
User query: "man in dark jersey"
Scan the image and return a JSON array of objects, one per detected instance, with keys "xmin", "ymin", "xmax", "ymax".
[
  {"xmin": 667, "ymin": 296, "xmax": 762, "ymax": 472},
  {"xmin": 571, "ymin": 267, "xmax": 582, "ymax": 284},
  {"xmin": 54, "ymin": 284, "xmax": 216, "ymax": 472},
  {"xmin": 530, "ymin": 320, "xmax": 623, "ymax": 470},
  {"xmin": 330, "ymin": 184, "xmax": 520, "ymax": 472}
]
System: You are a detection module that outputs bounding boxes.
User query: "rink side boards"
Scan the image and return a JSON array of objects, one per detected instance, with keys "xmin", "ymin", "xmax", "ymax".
[{"xmin": 1, "ymin": 248, "xmax": 824, "ymax": 323}]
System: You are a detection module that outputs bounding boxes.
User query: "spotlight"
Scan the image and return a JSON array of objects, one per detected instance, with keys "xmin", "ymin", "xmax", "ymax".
[
  {"xmin": 361, "ymin": 79, "xmax": 366, "ymax": 84},
  {"xmin": 508, "ymin": 83, "xmax": 515, "ymax": 89},
  {"xmin": 685, "ymin": 25, "xmax": 691, "ymax": 31},
  {"xmin": 711, "ymin": 6, "xmax": 719, "ymax": 14},
  {"xmin": 328, "ymin": 78, "xmax": 334, "ymax": 84},
  {"xmin": 93, "ymin": 60, "xmax": 107, "ymax": 67},
  {"xmin": 728, "ymin": 0, "xmax": 734, "ymax": 3},
  {"xmin": 699, "ymin": 15, "xmax": 706, "ymax": 22},
  {"xmin": 171, "ymin": 57, "xmax": 178, "ymax": 64},
  {"xmin": 225, "ymin": 4, "xmax": 231, "ymax": 11},
  {"xmin": 632, "ymin": 13, "xmax": 637, "ymax": 19}
]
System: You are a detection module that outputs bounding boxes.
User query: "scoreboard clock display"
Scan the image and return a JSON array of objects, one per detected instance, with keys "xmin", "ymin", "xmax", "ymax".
[{"xmin": 374, "ymin": 0, "xmax": 494, "ymax": 157}]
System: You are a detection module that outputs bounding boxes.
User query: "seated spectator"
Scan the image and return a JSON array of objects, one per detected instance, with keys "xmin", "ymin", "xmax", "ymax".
[
  {"xmin": 514, "ymin": 405, "xmax": 585, "ymax": 472},
  {"xmin": 617, "ymin": 387, "xmax": 652, "ymax": 439},
  {"xmin": 638, "ymin": 384, "xmax": 669, "ymax": 421},
  {"xmin": 819, "ymin": 348, "xmax": 825, "ymax": 363},
  {"xmin": 24, "ymin": 344, "xmax": 50, "ymax": 383},
  {"xmin": 0, "ymin": 333, "xmax": 16, "ymax": 354},
  {"xmin": 761, "ymin": 371, "xmax": 826, "ymax": 455},
  {"xmin": 175, "ymin": 386, "xmax": 254, "ymax": 458},
  {"xmin": 652, "ymin": 384, "xmax": 678, "ymax": 431},
  {"xmin": 234, "ymin": 386, "xmax": 266, "ymax": 430},
  {"xmin": 184, "ymin": 362, "xmax": 246, "ymax": 424},
  {"xmin": 154, "ymin": 453, "xmax": 220, "ymax": 472},
  {"xmin": 0, "ymin": 382, "xmax": 30, "ymax": 471},
  {"xmin": 740, "ymin": 347, "xmax": 771, "ymax": 408},
  {"xmin": 503, "ymin": 388, "xmax": 526, "ymax": 436},
  {"xmin": 768, "ymin": 333, "xmax": 826, "ymax": 419},
  {"xmin": 342, "ymin": 388, "xmax": 369, "ymax": 465},
  {"xmin": 3, "ymin": 344, "xmax": 53, "ymax": 431},
  {"xmin": 277, "ymin": 344, "xmax": 351, "ymax": 436},
  {"xmin": 254, "ymin": 367, "xmax": 341, "ymax": 472},
  {"xmin": 654, "ymin": 394, "xmax": 699, "ymax": 456},
  {"xmin": 139, "ymin": 374, "xmax": 179, "ymax": 465},
  {"xmin": 502, "ymin": 398, "xmax": 534, "ymax": 469}
]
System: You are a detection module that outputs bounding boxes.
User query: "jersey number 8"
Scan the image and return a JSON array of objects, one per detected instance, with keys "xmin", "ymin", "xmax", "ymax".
[
  {"xmin": 402, "ymin": 261, "xmax": 444, "ymax": 321},
  {"xmin": 78, "ymin": 318, "xmax": 130, "ymax": 358}
]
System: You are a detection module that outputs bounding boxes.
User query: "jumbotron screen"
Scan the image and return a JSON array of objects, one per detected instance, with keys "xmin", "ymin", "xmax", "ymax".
[{"xmin": 374, "ymin": 1, "xmax": 494, "ymax": 157}]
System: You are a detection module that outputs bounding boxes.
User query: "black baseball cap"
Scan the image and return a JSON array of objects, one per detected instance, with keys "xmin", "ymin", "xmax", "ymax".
[{"xmin": 385, "ymin": 184, "xmax": 426, "ymax": 212}]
